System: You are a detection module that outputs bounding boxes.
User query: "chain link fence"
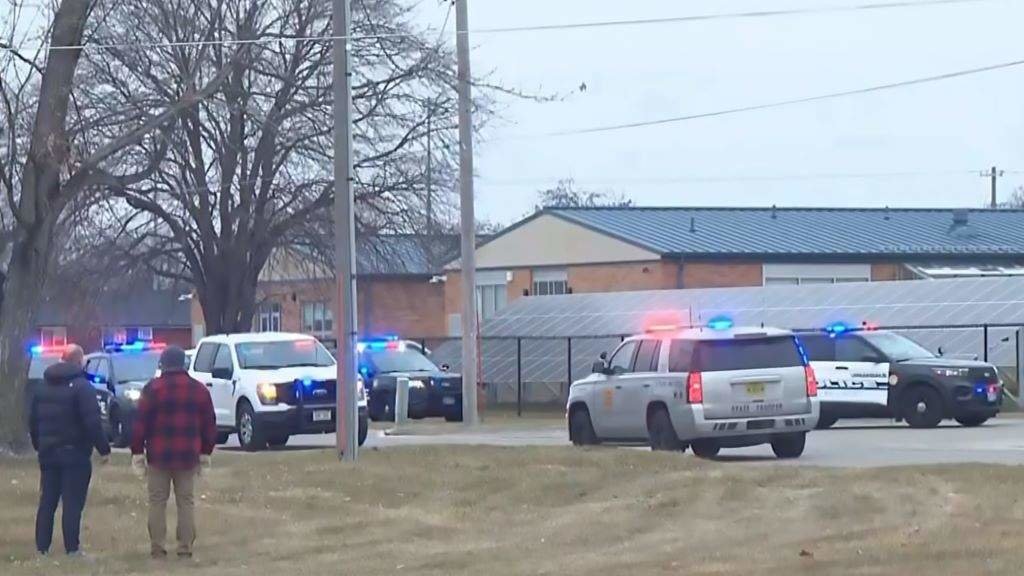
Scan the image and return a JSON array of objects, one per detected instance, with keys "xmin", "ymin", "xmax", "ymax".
[{"xmin": 418, "ymin": 324, "xmax": 1022, "ymax": 415}]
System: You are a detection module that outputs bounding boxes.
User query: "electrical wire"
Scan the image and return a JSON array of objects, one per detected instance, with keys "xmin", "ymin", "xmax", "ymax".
[
  {"xmin": 530, "ymin": 58, "xmax": 1024, "ymax": 137},
  {"xmin": 478, "ymin": 170, "xmax": 1002, "ymax": 186},
  {"xmin": 0, "ymin": 0, "xmax": 1006, "ymax": 54}
]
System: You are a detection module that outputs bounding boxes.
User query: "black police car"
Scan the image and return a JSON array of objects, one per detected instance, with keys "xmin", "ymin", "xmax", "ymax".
[
  {"xmin": 25, "ymin": 346, "xmax": 113, "ymax": 440},
  {"xmin": 800, "ymin": 326, "xmax": 1002, "ymax": 429},
  {"xmin": 85, "ymin": 341, "xmax": 166, "ymax": 447},
  {"xmin": 359, "ymin": 338, "xmax": 462, "ymax": 422}
]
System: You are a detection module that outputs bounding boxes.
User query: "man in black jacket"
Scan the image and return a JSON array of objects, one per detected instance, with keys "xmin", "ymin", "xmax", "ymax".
[{"xmin": 29, "ymin": 344, "xmax": 111, "ymax": 556}]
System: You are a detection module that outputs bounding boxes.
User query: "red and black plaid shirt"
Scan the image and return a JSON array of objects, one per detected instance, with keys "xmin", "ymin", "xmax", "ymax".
[{"xmin": 130, "ymin": 371, "xmax": 216, "ymax": 471}]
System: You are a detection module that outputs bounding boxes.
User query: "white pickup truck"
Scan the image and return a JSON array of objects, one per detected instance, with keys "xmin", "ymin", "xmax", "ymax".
[{"xmin": 189, "ymin": 332, "xmax": 367, "ymax": 451}]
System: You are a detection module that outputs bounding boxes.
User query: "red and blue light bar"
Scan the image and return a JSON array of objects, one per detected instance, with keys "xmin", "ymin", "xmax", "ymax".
[
  {"xmin": 356, "ymin": 335, "xmax": 404, "ymax": 353},
  {"xmin": 104, "ymin": 341, "xmax": 166, "ymax": 353}
]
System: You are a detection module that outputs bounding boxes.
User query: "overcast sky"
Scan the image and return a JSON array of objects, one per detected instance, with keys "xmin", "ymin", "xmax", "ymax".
[{"xmin": 414, "ymin": 0, "xmax": 1024, "ymax": 225}]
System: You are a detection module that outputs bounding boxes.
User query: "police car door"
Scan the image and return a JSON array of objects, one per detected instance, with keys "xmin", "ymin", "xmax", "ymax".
[
  {"xmin": 833, "ymin": 334, "xmax": 890, "ymax": 408},
  {"xmin": 592, "ymin": 339, "xmax": 638, "ymax": 439},
  {"xmin": 615, "ymin": 338, "xmax": 662, "ymax": 440}
]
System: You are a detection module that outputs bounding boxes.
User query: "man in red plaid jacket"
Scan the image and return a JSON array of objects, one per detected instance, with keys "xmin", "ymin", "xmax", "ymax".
[{"xmin": 130, "ymin": 346, "xmax": 216, "ymax": 560}]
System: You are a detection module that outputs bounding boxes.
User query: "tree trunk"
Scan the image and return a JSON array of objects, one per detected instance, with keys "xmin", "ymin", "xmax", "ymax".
[
  {"xmin": 199, "ymin": 264, "xmax": 259, "ymax": 335},
  {"xmin": 0, "ymin": 225, "xmax": 55, "ymax": 454}
]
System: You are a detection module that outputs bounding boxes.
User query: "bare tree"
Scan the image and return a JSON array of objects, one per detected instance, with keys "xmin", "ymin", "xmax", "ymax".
[
  {"xmin": 0, "ymin": 0, "xmax": 241, "ymax": 452},
  {"xmin": 534, "ymin": 178, "xmax": 633, "ymax": 211},
  {"xmin": 88, "ymin": 0, "xmax": 485, "ymax": 335}
]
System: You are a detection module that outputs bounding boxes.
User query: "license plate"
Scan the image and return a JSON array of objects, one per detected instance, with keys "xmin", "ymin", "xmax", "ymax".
[
  {"xmin": 987, "ymin": 386, "xmax": 999, "ymax": 402},
  {"xmin": 312, "ymin": 410, "xmax": 332, "ymax": 422},
  {"xmin": 443, "ymin": 396, "xmax": 456, "ymax": 406},
  {"xmin": 746, "ymin": 383, "xmax": 766, "ymax": 396}
]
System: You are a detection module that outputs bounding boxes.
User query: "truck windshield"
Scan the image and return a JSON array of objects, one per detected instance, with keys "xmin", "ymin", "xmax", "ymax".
[
  {"xmin": 236, "ymin": 339, "xmax": 335, "ymax": 369},
  {"xmin": 860, "ymin": 332, "xmax": 934, "ymax": 361},
  {"xmin": 111, "ymin": 352, "xmax": 162, "ymax": 382},
  {"xmin": 364, "ymin": 349, "xmax": 438, "ymax": 374}
]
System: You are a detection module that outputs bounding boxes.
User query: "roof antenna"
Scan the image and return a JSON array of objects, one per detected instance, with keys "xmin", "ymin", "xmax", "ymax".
[
  {"xmin": 689, "ymin": 216, "xmax": 697, "ymax": 233},
  {"xmin": 771, "ymin": 205, "xmax": 777, "ymax": 219},
  {"xmin": 884, "ymin": 206, "xmax": 891, "ymax": 221}
]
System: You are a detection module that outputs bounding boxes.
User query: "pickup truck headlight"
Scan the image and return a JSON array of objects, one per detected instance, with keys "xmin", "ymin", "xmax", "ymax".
[
  {"xmin": 257, "ymin": 382, "xmax": 278, "ymax": 405},
  {"xmin": 932, "ymin": 368, "xmax": 969, "ymax": 378},
  {"xmin": 124, "ymin": 389, "xmax": 142, "ymax": 403}
]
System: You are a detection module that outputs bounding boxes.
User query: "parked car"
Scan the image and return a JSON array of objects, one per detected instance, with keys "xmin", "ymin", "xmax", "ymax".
[
  {"xmin": 359, "ymin": 337, "xmax": 462, "ymax": 422},
  {"xmin": 85, "ymin": 341, "xmax": 166, "ymax": 447},
  {"xmin": 27, "ymin": 345, "xmax": 112, "ymax": 441},
  {"xmin": 189, "ymin": 332, "xmax": 368, "ymax": 451},
  {"xmin": 799, "ymin": 324, "xmax": 1003, "ymax": 429},
  {"xmin": 567, "ymin": 319, "xmax": 819, "ymax": 459}
]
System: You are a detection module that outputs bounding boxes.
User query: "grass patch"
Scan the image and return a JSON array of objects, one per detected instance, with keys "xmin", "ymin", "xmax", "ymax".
[{"xmin": 2, "ymin": 447, "xmax": 1023, "ymax": 575}]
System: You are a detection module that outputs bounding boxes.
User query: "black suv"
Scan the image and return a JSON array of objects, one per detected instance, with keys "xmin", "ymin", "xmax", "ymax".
[
  {"xmin": 359, "ymin": 339, "xmax": 462, "ymax": 422},
  {"xmin": 85, "ymin": 344, "xmax": 165, "ymax": 447},
  {"xmin": 799, "ymin": 328, "xmax": 1002, "ymax": 429}
]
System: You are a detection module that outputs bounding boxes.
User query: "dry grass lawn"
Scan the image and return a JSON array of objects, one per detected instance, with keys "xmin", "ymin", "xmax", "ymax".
[{"xmin": 1, "ymin": 446, "xmax": 1023, "ymax": 575}]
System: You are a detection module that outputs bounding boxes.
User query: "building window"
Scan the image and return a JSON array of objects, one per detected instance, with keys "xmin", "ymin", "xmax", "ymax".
[
  {"xmin": 256, "ymin": 302, "xmax": 282, "ymax": 332},
  {"xmin": 763, "ymin": 264, "xmax": 871, "ymax": 286},
  {"xmin": 39, "ymin": 327, "xmax": 67, "ymax": 347},
  {"xmin": 302, "ymin": 301, "xmax": 333, "ymax": 336},
  {"xmin": 101, "ymin": 327, "xmax": 127, "ymax": 345},
  {"xmin": 136, "ymin": 327, "xmax": 154, "ymax": 341},
  {"xmin": 532, "ymin": 269, "xmax": 568, "ymax": 296},
  {"xmin": 476, "ymin": 284, "xmax": 509, "ymax": 320}
]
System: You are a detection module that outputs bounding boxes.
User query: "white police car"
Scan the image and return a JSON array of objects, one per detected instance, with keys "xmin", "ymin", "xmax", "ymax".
[
  {"xmin": 567, "ymin": 318, "xmax": 819, "ymax": 459},
  {"xmin": 189, "ymin": 332, "xmax": 368, "ymax": 451}
]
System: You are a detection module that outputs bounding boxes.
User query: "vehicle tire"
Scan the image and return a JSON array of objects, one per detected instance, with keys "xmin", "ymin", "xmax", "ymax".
[
  {"xmin": 955, "ymin": 415, "xmax": 990, "ymax": 427},
  {"xmin": 569, "ymin": 405, "xmax": 599, "ymax": 446},
  {"xmin": 237, "ymin": 401, "xmax": 267, "ymax": 452},
  {"xmin": 647, "ymin": 407, "xmax": 682, "ymax": 451},
  {"xmin": 444, "ymin": 413, "xmax": 463, "ymax": 423},
  {"xmin": 691, "ymin": 439, "xmax": 720, "ymax": 459},
  {"xmin": 771, "ymin": 432, "xmax": 807, "ymax": 459},
  {"xmin": 267, "ymin": 434, "xmax": 290, "ymax": 448},
  {"xmin": 358, "ymin": 417, "xmax": 368, "ymax": 446},
  {"xmin": 902, "ymin": 386, "xmax": 944, "ymax": 429},
  {"xmin": 815, "ymin": 414, "xmax": 839, "ymax": 430},
  {"xmin": 369, "ymin": 392, "xmax": 395, "ymax": 422},
  {"xmin": 215, "ymin": 432, "xmax": 231, "ymax": 445}
]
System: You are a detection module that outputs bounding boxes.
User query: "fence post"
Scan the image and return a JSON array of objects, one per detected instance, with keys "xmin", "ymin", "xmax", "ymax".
[
  {"xmin": 566, "ymin": 337, "xmax": 573, "ymax": 401},
  {"xmin": 983, "ymin": 325, "xmax": 990, "ymax": 362},
  {"xmin": 516, "ymin": 338, "xmax": 522, "ymax": 417},
  {"xmin": 394, "ymin": 377, "xmax": 409, "ymax": 429}
]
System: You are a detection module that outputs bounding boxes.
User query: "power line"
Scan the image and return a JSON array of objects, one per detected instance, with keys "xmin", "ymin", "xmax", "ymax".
[
  {"xmin": 0, "ymin": 0, "xmax": 1006, "ymax": 54},
  {"xmin": 478, "ymin": 169, "xmax": 1017, "ymax": 186},
  {"xmin": 533, "ymin": 58, "xmax": 1024, "ymax": 137}
]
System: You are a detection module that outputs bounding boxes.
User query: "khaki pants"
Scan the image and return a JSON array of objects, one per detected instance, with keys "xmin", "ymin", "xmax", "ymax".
[{"xmin": 147, "ymin": 467, "xmax": 198, "ymax": 556}]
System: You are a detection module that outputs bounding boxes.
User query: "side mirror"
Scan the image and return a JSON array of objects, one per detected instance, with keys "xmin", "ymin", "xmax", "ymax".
[
  {"xmin": 440, "ymin": 363, "xmax": 451, "ymax": 373},
  {"xmin": 591, "ymin": 361, "xmax": 605, "ymax": 374},
  {"xmin": 937, "ymin": 346, "xmax": 945, "ymax": 357},
  {"xmin": 211, "ymin": 367, "xmax": 233, "ymax": 380},
  {"xmin": 599, "ymin": 351, "xmax": 608, "ymax": 361}
]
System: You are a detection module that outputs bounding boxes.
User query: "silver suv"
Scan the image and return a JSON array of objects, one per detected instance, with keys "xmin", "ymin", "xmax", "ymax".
[{"xmin": 566, "ymin": 323, "xmax": 820, "ymax": 459}]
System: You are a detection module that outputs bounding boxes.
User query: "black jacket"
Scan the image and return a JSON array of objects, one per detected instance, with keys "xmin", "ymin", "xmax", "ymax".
[{"xmin": 29, "ymin": 362, "xmax": 111, "ymax": 464}]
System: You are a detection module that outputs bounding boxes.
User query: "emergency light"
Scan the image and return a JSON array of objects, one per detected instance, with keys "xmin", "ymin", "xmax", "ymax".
[
  {"xmin": 356, "ymin": 335, "xmax": 404, "ymax": 353},
  {"xmin": 707, "ymin": 316, "xmax": 734, "ymax": 331}
]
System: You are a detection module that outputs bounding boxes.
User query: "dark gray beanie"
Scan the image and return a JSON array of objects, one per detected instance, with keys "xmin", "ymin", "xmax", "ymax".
[{"xmin": 159, "ymin": 346, "xmax": 188, "ymax": 373}]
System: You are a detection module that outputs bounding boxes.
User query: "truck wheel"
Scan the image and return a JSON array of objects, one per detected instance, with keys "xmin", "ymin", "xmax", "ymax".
[
  {"xmin": 369, "ymin": 392, "xmax": 395, "ymax": 422},
  {"xmin": 267, "ymin": 434, "xmax": 290, "ymax": 448},
  {"xmin": 902, "ymin": 386, "xmax": 944, "ymax": 429},
  {"xmin": 647, "ymin": 407, "xmax": 682, "ymax": 451},
  {"xmin": 815, "ymin": 414, "xmax": 839, "ymax": 430},
  {"xmin": 237, "ymin": 401, "xmax": 267, "ymax": 452},
  {"xmin": 110, "ymin": 407, "xmax": 128, "ymax": 448},
  {"xmin": 358, "ymin": 416, "xmax": 368, "ymax": 446},
  {"xmin": 691, "ymin": 439, "xmax": 720, "ymax": 459},
  {"xmin": 771, "ymin": 432, "xmax": 807, "ymax": 459},
  {"xmin": 955, "ymin": 415, "xmax": 989, "ymax": 427},
  {"xmin": 569, "ymin": 405, "xmax": 599, "ymax": 446}
]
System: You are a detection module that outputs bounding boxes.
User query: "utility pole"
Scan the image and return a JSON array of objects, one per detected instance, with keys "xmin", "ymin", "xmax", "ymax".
[
  {"xmin": 333, "ymin": 0, "xmax": 359, "ymax": 461},
  {"xmin": 983, "ymin": 165, "xmax": 1005, "ymax": 208},
  {"xmin": 425, "ymin": 100, "xmax": 433, "ymax": 236},
  {"xmin": 455, "ymin": 0, "xmax": 479, "ymax": 426}
]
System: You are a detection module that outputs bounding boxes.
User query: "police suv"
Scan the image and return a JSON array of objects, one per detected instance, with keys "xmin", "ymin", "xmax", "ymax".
[
  {"xmin": 567, "ymin": 320, "xmax": 819, "ymax": 459},
  {"xmin": 800, "ymin": 324, "xmax": 1003, "ymax": 429},
  {"xmin": 189, "ymin": 332, "xmax": 368, "ymax": 451},
  {"xmin": 359, "ymin": 338, "xmax": 462, "ymax": 422},
  {"xmin": 85, "ymin": 340, "xmax": 167, "ymax": 447}
]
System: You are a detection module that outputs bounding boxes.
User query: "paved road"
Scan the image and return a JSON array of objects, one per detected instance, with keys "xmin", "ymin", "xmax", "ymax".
[{"xmin": 223, "ymin": 417, "xmax": 1024, "ymax": 468}]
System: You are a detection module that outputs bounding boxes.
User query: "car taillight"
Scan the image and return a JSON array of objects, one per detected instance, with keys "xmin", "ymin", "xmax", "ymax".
[
  {"xmin": 687, "ymin": 372, "xmax": 703, "ymax": 404},
  {"xmin": 805, "ymin": 365, "xmax": 818, "ymax": 397}
]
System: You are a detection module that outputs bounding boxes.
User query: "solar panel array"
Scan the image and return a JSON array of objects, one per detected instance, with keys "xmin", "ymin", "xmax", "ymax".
[{"xmin": 429, "ymin": 277, "xmax": 1024, "ymax": 404}]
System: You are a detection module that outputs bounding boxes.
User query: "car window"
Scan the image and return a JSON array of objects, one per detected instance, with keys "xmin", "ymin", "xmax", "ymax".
[
  {"xmin": 28, "ymin": 356, "xmax": 61, "ymax": 379},
  {"xmin": 692, "ymin": 336, "xmax": 804, "ymax": 372},
  {"xmin": 835, "ymin": 336, "xmax": 881, "ymax": 363},
  {"xmin": 87, "ymin": 358, "xmax": 110, "ymax": 382},
  {"xmin": 84, "ymin": 358, "xmax": 101, "ymax": 380},
  {"xmin": 633, "ymin": 339, "xmax": 661, "ymax": 373},
  {"xmin": 608, "ymin": 340, "xmax": 639, "ymax": 374},
  {"xmin": 235, "ymin": 339, "xmax": 334, "ymax": 369},
  {"xmin": 213, "ymin": 345, "xmax": 233, "ymax": 372},
  {"xmin": 110, "ymin": 352, "xmax": 161, "ymax": 382},
  {"xmin": 363, "ymin": 349, "xmax": 438, "ymax": 374},
  {"xmin": 668, "ymin": 339, "xmax": 696, "ymax": 372},
  {"xmin": 798, "ymin": 334, "xmax": 835, "ymax": 362},
  {"xmin": 193, "ymin": 343, "xmax": 218, "ymax": 373}
]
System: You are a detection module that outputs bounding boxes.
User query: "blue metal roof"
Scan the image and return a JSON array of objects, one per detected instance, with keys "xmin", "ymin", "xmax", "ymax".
[{"xmin": 548, "ymin": 207, "xmax": 1024, "ymax": 258}]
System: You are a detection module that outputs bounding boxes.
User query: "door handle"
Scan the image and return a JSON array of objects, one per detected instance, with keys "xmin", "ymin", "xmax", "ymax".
[
  {"xmin": 206, "ymin": 382, "xmax": 213, "ymax": 388},
  {"xmin": 835, "ymin": 366, "xmax": 850, "ymax": 370},
  {"xmin": 614, "ymin": 385, "xmax": 623, "ymax": 390},
  {"xmin": 642, "ymin": 384, "xmax": 651, "ymax": 388}
]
